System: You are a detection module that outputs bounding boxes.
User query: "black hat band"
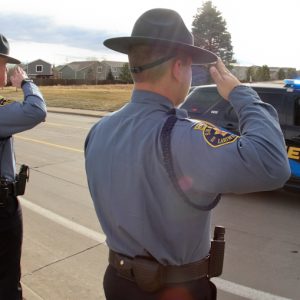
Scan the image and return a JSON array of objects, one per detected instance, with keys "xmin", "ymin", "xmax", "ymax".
[{"xmin": 130, "ymin": 54, "xmax": 175, "ymax": 73}]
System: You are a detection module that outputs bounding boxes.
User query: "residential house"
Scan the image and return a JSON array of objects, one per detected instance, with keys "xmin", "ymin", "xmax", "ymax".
[
  {"xmin": 54, "ymin": 60, "xmax": 127, "ymax": 82},
  {"xmin": 59, "ymin": 61, "xmax": 103, "ymax": 83},
  {"xmin": 98, "ymin": 60, "xmax": 126, "ymax": 80},
  {"xmin": 23, "ymin": 59, "xmax": 53, "ymax": 79},
  {"xmin": 52, "ymin": 65, "xmax": 65, "ymax": 79}
]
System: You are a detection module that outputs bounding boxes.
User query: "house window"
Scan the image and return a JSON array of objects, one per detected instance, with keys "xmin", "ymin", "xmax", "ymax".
[
  {"xmin": 97, "ymin": 67, "xmax": 102, "ymax": 73},
  {"xmin": 36, "ymin": 65, "xmax": 43, "ymax": 72}
]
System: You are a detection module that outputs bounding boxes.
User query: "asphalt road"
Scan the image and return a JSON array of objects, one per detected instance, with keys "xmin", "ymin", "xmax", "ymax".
[{"xmin": 14, "ymin": 111, "xmax": 300, "ymax": 300}]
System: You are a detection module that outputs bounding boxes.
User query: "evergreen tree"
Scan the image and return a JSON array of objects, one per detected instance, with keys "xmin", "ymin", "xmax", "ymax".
[
  {"xmin": 277, "ymin": 68, "xmax": 286, "ymax": 80},
  {"xmin": 106, "ymin": 69, "xmax": 115, "ymax": 81},
  {"xmin": 255, "ymin": 65, "xmax": 270, "ymax": 81},
  {"xmin": 261, "ymin": 65, "xmax": 270, "ymax": 81},
  {"xmin": 246, "ymin": 66, "xmax": 256, "ymax": 82},
  {"xmin": 286, "ymin": 68, "xmax": 297, "ymax": 79},
  {"xmin": 119, "ymin": 63, "xmax": 133, "ymax": 83},
  {"xmin": 192, "ymin": 1, "xmax": 235, "ymax": 66}
]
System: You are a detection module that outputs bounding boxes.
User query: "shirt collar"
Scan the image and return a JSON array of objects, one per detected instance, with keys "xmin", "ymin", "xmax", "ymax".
[{"xmin": 131, "ymin": 89, "xmax": 188, "ymax": 118}]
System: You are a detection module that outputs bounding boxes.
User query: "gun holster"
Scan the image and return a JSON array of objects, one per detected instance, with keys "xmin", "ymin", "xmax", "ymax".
[
  {"xmin": 132, "ymin": 257, "xmax": 164, "ymax": 292},
  {"xmin": 208, "ymin": 226, "xmax": 226, "ymax": 278},
  {"xmin": 15, "ymin": 164, "xmax": 29, "ymax": 196},
  {"xmin": 0, "ymin": 179, "xmax": 9, "ymax": 204}
]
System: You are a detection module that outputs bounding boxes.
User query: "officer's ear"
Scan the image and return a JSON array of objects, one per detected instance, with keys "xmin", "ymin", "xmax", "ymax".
[
  {"xmin": 171, "ymin": 58, "xmax": 182, "ymax": 83},
  {"xmin": 171, "ymin": 56, "xmax": 191, "ymax": 83}
]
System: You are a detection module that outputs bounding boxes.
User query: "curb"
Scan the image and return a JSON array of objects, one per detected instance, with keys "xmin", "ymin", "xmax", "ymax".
[{"xmin": 47, "ymin": 107, "xmax": 111, "ymax": 118}]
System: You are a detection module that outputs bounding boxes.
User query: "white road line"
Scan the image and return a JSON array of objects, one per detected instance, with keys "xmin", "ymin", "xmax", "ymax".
[
  {"xmin": 211, "ymin": 278, "xmax": 292, "ymax": 300},
  {"xmin": 20, "ymin": 197, "xmax": 106, "ymax": 244},
  {"xmin": 21, "ymin": 197, "xmax": 292, "ymax": 300},
  {"xmin": 22, "ymin": 281, "xmax": 44, "ymax": 300}
]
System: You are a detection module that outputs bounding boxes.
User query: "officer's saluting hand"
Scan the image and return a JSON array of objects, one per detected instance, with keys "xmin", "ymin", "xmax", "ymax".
[
  {"xmin": 10, "ymin": 66, "xmax": 30, "ymax": 88},
  {"xmin": 210, "ymin": 58, "xmax": 241, "ymax": 100}
]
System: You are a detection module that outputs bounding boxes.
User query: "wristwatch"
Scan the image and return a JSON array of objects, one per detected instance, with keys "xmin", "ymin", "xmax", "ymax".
[{"xmin": 21, "ymin": 78, "xmax": 33, "ymax": 88}]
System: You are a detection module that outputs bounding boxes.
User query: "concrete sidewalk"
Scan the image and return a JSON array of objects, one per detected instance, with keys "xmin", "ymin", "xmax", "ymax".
[{"xmin": 47, "ymin": 107, "xmax": 111, "ymax": 118}]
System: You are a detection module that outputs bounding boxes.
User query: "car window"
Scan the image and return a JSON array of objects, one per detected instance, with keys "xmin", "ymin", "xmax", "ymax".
[
  {"xmin": 256, "ymin": 91, "xmax": 285, "ymax": 122},
  {"xmin": 220, "ymin": 90, "xmax": 287, "ymax": 133},
  {"xmin": 183, "ymin": 89, "xmax": 223, "ymax": 115}
]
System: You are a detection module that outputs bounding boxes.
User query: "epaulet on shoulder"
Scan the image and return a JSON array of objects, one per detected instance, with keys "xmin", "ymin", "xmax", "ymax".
[{"xmin": 0, "ymin": 97, "xmax": 14, "ymax": 106}]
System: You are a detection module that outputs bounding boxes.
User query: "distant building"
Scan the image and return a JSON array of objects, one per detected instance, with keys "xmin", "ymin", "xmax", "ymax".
[
  {"xmin": 229, "ymin": 65, "xmax": 297, "ymax": 81},
  {"xmin": 98, "ymin": 60, "xmax": 126, "ymax": 80},
  {"xmin": 58, "ymin": 60, "xmax": 126, "ymax": 82},
  {"xmin": 270, "ymin": 67, "xmax": 297, "ymax": 80},
  {"xmin": 59, "ymin": 61, "xmax": 102, "ymax": 82},
  {"xmin": 23, "ymin": 59, "xmax": 53, "ymax": 79},
  {"xmin": 231, "ymin": 65, "xmax": 249, "ymax": 81},
  {"xmin": 52, "ymin": 65, "xmax": 65, "ymax": 79}
]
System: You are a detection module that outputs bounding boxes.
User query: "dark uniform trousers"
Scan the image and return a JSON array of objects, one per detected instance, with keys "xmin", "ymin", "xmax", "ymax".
[
  {"xmin": 0, "ymin": 196, "xmax": 23, "ymax": 300},
  {"xmin": 104, "ymin": 265, "xmax": 217, "ymax": 300}
]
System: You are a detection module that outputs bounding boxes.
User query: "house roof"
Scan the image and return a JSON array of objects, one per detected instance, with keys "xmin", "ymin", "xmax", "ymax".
[
  {"xmin": 64, "ymin": 61, "xmax": 99, "ymax": 72},
  {"xmin": 26, "ymin": 59, "xmax": 51, "ymax": 66},
  {"xmin": 101, "ymin": 60, "xmax": 126, "ymax": 68},
  {"xmin": 57, "ymin": 60, "xmax": 127, "ymax": 73},
  {"xmin": 53, "ymin": 65, "xmax": 65, "ymax": 71}
]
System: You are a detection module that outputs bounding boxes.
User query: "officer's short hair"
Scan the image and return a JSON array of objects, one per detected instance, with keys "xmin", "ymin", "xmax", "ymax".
[
  {"xmin": 128, "ymin": 45, "xmax": 168, "ymax": 83},
  {"xmin": 128, "ymin": 45, "xmax": 190, "ymax": 83}
]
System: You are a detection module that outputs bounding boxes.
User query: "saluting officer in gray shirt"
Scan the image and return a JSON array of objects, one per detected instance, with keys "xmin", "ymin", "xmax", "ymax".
[
  {"xmin": 0, "ymin": 34, "xmax": 46, "ymax": 300},
  {"xmin": 85, "ymin": 8, "xmax": 291, "ymax": 300}
]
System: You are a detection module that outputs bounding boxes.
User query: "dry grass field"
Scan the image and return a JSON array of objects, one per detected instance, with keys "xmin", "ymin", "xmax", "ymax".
[{"xmin": 0, "ymin": 84, "xmax": 133, "ymax": 111}]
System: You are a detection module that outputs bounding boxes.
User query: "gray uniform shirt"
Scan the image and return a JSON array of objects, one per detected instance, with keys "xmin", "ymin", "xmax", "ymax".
[
  {"xmin": 0, "ymin": 82, "xmax": 47, "ymax": 181},
  {"xmin": 85, "ymin": 86, "xmax": 290, "ymax": 265}
]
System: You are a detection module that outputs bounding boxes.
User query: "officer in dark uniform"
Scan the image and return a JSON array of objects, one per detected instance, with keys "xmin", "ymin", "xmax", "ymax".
[
  {"xmin": 85, "ymin": 9, "xmax": 291, "ymax": 300},
  {"xmin": 0, "ymin": 34, "xmax": 47, "ymax": 299}
]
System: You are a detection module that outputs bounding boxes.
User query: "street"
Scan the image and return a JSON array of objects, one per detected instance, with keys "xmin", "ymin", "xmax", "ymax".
[{"xmin": 15, "ymin": 112, "xmax": 300, "ymax": 300}]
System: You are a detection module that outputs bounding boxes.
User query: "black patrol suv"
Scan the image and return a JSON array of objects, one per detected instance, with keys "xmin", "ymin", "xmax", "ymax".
[{"xmin": 181, "ymin": 80, "xmax": 300, "ymax": 190}]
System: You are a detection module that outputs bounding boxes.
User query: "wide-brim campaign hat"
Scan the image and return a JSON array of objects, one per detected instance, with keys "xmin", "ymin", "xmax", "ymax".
[
  {"xmin": 104, "ymin": 8, "xmax": 217, "ymax": 65},
  {"xmin": 0, "ymin": 34, "xmax": 20, "ymax": 64}
]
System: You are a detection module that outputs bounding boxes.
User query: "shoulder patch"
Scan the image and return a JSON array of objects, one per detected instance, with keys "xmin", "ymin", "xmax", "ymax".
[{"xmin": 193, "ymin": 121, "xmax": 238, "ymax": 148}]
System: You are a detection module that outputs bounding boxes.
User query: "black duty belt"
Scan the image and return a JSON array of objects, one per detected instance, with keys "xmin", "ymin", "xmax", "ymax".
[
  {"xmin": 109, "ymin": 250, "xmax": 210, "ymax": 292},
  {"xmin": 0, "ymin": 165, "xmax": 29, "ymax": 206},
  {"xmin": 0, "ymin": 182, "xmax": 17, "ymax": 207}
]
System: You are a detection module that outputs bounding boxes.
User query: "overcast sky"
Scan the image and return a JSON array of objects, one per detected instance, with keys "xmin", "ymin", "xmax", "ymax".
[{"xmin": 1, "ymin": 0, "xmax": 299, "ymax": 69}]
